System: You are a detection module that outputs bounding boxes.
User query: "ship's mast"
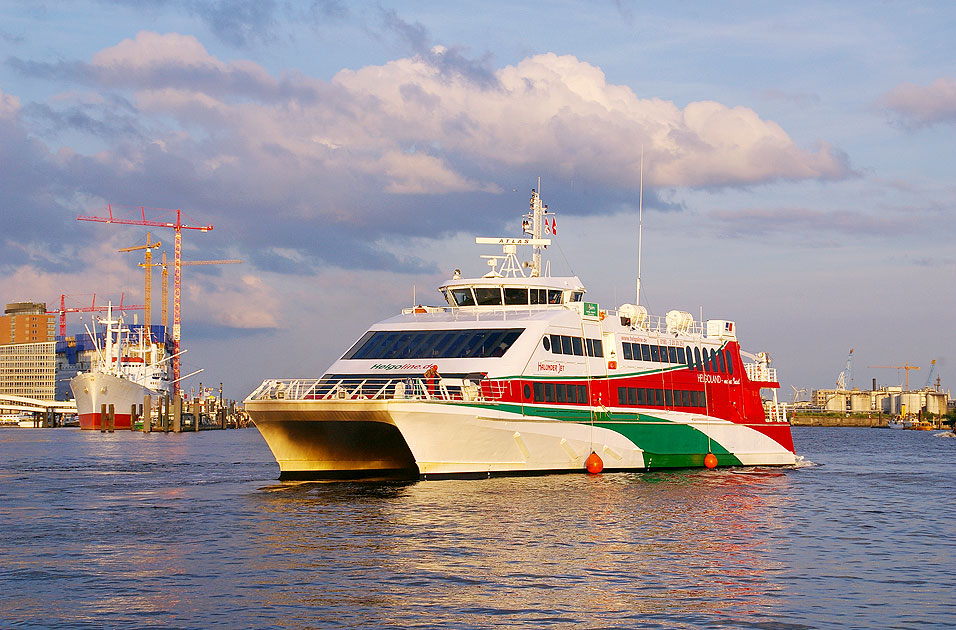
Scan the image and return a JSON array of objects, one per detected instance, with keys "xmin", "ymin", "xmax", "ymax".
[
  {"xmin": 636, "ymin": 146, "xmax": 644, "ymax": 306},
  {"xmin": 530, "ymin": 177, "xmax": 545, "ymax": 276}
]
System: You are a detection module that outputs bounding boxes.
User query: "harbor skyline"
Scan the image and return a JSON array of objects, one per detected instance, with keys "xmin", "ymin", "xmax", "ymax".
[{"xmin": 1, "ymin": 1, "xmax": 953, "ymax": 398}]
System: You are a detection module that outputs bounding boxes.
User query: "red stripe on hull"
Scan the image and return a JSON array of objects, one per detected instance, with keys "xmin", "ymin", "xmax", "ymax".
[
  {"xmin": 748, "ymin": 423, "xmax": 796, "ymax": 453},
  {"xmin": 78, "ymin": 412, "xmax": 133, "ymax": 431}
]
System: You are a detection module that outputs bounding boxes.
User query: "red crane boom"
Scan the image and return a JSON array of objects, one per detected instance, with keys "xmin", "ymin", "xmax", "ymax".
[{"xmin": 47, "ymin": 294, "xmax": 145, "ymax": 337}]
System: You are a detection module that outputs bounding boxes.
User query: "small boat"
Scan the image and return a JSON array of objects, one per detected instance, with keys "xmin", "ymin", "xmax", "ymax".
[{"xmin": 246, "ymin": 186, "xmax": 797, "ymax": 479}]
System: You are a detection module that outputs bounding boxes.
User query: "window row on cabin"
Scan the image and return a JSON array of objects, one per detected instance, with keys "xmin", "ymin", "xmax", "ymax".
[
  {"xmin": 448, "ymin": 286, "xmax": 584, "ymax": 307},
  {"xmin": 542, "ymin": 334, "xmax": 604, "ymax": 358},
  {"xmin": 622, "ymin": 342, "xmax": 735, "ymax": 376},
  {"xmin": 529, "ymin": 382, "xmax": 589, "ymax": 404},
  {"xmin": 342, "ymin": 328, "xmax": 525, "ymax": 360},
  {"xmin": 617, "ymin": 387, "xmax": 707, "ymax": 408}
]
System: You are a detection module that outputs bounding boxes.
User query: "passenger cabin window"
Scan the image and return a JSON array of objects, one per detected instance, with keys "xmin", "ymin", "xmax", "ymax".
[
  {"xmin": 547, "ymin": 334, "xmax": 604, "ymax": 357},
  {"xmin": 616, "ymin": 386, "xmax": 707, "ymax": 408},
  {"xmin": 533, "ymin": 383, "xmax": 588, "ymax": 404},
  {"xmin": 474, "ymin": 287, "xmax": 502, "ymax": 306},
  {"xmin": 343, "ymin": 328, "xmax": 524, "ymax": 359},
  {"xmin": 451, "ymin": 288, "xmax": 476, "ymax": 307}
]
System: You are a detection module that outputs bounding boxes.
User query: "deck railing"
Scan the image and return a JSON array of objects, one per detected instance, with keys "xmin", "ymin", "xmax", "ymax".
[
  {"xmin": 247, "ymin": 377, "xmax": 506, "ymax": 403},
  {"xmin": 766, "ymin": 401, "xmax": 788, "ymax": 423},
  {"xmin": 744, "ymin": 362, "xmax": 778, "ymax": 383}
]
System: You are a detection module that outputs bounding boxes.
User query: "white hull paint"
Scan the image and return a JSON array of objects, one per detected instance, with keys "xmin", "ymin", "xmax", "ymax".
[
  {"xmin": 248, "ymin": 398, "xmax": 796, "ymax": 478},
  {"xmin": 71, "ymin": 371, "xmax": 155, "ymax": 429}
]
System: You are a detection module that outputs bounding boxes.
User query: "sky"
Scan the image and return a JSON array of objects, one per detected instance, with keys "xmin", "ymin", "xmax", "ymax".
[{"xmin": 1, "ymin": 0, "xmax": 954, "ymax": 401}]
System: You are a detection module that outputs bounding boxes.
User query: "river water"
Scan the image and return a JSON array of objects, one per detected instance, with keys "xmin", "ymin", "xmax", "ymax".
[{"xmin": 0, "ymin": 426, "xmax": 953, "ymax": 629}]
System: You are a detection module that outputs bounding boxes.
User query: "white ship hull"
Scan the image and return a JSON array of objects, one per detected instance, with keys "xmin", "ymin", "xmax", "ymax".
[
  {"xmin": 70, "ymin": 372, "xmax": 156, "ymax": 430},
  {"xmin": 248, "ymin": 398, "xmax": 795, "ymax": 479}
]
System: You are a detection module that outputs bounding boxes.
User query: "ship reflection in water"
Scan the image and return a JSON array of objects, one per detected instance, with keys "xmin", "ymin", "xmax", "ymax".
[
  {"xmin": 1, "ymin": 428, "xmax": 954, "ymax": 629},
  {"xmin": 250, "ymin": 471, "xmax": 793, "ymax": 627}
]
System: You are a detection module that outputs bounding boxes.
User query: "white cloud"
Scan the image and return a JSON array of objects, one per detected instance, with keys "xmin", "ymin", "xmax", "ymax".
[
  {"xmin": 881, "ymin": 77, "xmax": 956, "ymax": 127},
  {"xmin": 79, "ymin": 34, "xmax": 848, "ymax": 196},
  {"xmin": 92, "ymin": 31, "xmax": 226, "ymax": 73},
  {"xmin": 0, "ymin": 88, "xmax": 20, "ymax": 118}
]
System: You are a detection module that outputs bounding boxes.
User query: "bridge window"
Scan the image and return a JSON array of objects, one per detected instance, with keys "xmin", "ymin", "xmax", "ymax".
[
  {"xmin": 504, "ymin": 288, "xmax": 529, "ymax": 305},
  {"xmin": 474, "ymin": 287, "xmax": 503, "ymax": 306},
  {"xmin": 569, "ymin": 291, "xmax": 584, "ymax": 302},
  {"xmin": 451, "ymin": 288, "xmax": 476, "ymax": 307}
]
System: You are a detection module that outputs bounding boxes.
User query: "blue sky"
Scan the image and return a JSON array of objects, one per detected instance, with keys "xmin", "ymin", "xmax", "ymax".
[{"xmin": 1, "ymin": 0, "xmax": 954, "ymax": 400}]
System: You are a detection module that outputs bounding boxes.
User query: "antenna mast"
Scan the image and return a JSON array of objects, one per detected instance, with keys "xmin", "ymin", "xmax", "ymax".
[
  {"xmin": 530, "ymin": 177, "xmax": 546, "ymax": 276},
  {"xmin": 636, "ymin": 146, "xmax": 644, "ymax": 306}
]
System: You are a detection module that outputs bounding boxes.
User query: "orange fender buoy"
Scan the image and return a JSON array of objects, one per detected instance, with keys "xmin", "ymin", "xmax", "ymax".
[
  {"xmin": 586, "ymin": 451, "xmax": 604, "ymax": 474},
  {"xmin": 704, "ymin": 453, "xmax": 718, "ymax": 469}
]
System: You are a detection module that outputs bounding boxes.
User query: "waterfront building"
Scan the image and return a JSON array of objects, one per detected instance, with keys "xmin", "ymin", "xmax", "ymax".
[
  {"xmin": 0, "ymin": 302, "xmax": 55, "ymax": 345},
  {"xmin": 0, "ymin": 341, "xmax": 56, "ymax": 400}
]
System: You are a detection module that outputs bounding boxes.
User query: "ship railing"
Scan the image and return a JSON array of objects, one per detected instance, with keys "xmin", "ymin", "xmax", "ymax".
[
  {"xmin": 765, "ymin": 401, "xmax": 788, "ymax": 423},
  {"xmin": 247, "ymin": 377, "xmax": 506, "ymax": 403},
  {"xmin": 605, "ymin": 310, "xmax": 707, "ymax": 336},
  {"xmin": 744, "ymin": 363, "xmax": 777, "ymax": 383}
]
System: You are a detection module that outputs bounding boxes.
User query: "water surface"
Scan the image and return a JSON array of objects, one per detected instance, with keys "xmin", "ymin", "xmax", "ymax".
[{"xmin": 0, "ymin": 427, "xmax": 953, "ymax": 629}]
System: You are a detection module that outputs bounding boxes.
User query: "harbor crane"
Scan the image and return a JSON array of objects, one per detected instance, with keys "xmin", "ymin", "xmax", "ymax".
[
  {"xmin": 77, "ymin": 205, "xmax": 213, "ymax": 392},
  {"xmin": 923, "ymin": 360, "xmax": 937, "ymax": 389},
  {"xmin": 46, "ymin": 293, "xmax": 143, "ymax": 338},
  {"xmin": 138, "ymin": 257, "xmax": 242, "ymax": 335},
  {"xmin": 868, "ymin": 363, "xmax": 920, "ymax": 391},
  {"xmin": 836, "ymin": 348, "xmax": 853, "ymax": 390},
  {"xmin": 118, "ymin": 232, "xmax": 161, "ymax": 337}
]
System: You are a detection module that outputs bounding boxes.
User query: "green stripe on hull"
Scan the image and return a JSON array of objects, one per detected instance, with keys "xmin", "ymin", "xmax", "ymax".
[
  {"xmin": 446, "ymin": 401, "xmax": 744, "ymax": 468},
  {"xmin": 593, "ymin": 420, "xmax": 742, "ymax": 468}
]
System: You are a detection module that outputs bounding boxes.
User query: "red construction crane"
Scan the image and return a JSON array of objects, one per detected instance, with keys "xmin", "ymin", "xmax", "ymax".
[
  {"xmin": 77, "ymin": 205, "xmax": 213, "ymax": 392},
  {"xmin": 47, "ymin": 294, "xmax": 145, "ymax": 338}
]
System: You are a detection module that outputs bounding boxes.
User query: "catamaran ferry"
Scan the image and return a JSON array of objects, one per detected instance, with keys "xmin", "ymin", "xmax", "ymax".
[{"xmin": 246, "ymin": 188, "xmax": 796, "ymax": 479}]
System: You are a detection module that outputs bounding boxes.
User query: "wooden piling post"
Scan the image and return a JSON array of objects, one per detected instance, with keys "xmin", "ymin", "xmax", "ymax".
[
  {"xmin": 107, "ymin": 404, "xmax": 115, "ymax": 432},
  {"xmin": 143, "ymin": 396, "xmax": 152, "ymax": 433},
  {"xmin": 163, "ymin": 394, "xmax": 170, "ymax": 433},
  {"xmin": 100, "ymin": 404, "xmax": 107, "ymax": 433},
  {"xmin": 172, "ymin": 395, "xmax": 182, "ymax": 433}
]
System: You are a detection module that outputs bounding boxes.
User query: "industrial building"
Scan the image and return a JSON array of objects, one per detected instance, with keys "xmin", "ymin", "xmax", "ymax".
[{"xmin": 811, "ymin": 386, "xmax": 950, "ymax": 418}]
